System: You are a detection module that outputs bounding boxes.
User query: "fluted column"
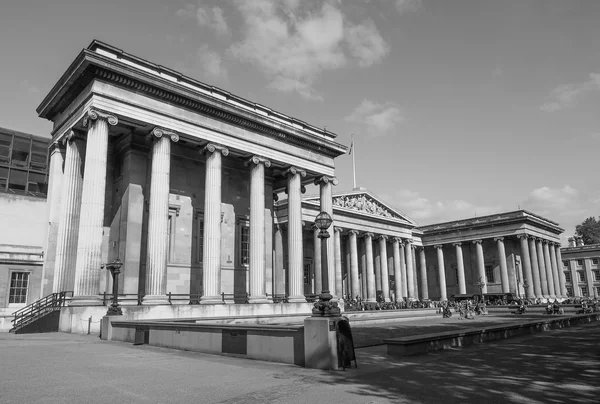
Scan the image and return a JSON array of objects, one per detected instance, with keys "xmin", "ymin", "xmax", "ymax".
[
  {"xmin": 518, "ymin": 235, "xmax": 535, "ymax": 298},
  {"xmin": 349, "ymin": 230, "xmax": 360, "ymax": 299},
  {"xmin": 313, "ymin": 226, "xmax": 322, "ymax": 294},
  {"xmin": 454, "ymin": 242, "xmax": 466, "ymax": 294},
  {"xmin": 143, "ymin": 128, "xmax": 178, "ymax": 304},
  {"xmin": 200, "ymin": 143, "xmax": 229, "ymax": 304},
  {"xmin": 528, "ymin": 237, "xmax": 542, "ymax": 298},
  {"xmin": 364, "ymin": 233, "xmax": 376, "ymax": 303},
  {"xmin": 495, "ymin": 237, "xmax": 510, "ymax": 294},
  {"xmin": 399, "ymin": 241, "xmax": 408, "ymax": 299},
  {"xmin": 542, "ymin": 240, "xmax": 556, "ymax": 300},
  {"xmin": 315, "ymin": 175, "xmax": 338, "ymax": 298},
  {"xmin": 246, "ymin": 156, "xmax": 271, "ymax": 303},
  {"xmin": 434, "ymin": 245, "xmax": 447, "ymax": 301},
  {"xmin": 72, "ymin": 109, "xmax": 117, "ymax": 305},
  {"xmin": 535, "ymin": 238, "xmax": 549, "ymax": 299},
  {"xmin": 377, "ymin": 236, "xmax": 390, "ymax": 302},
  {"xmin": 53, "ymin": 130, "xmax": 85, "ymax": 293},
  {"xmin": 473, "ymin": 240, "xmax": 488, "ymax": 294},
  {"xmin": 285, "ymin": 167, "xmax": 306, "ymax": 302},
  {"xmin": 404, "ymin": 240, "xmax": 416, "ymax": 300},
  {"xmin": 392, "ymin": 238, "xmax": 402, "ymax": 302},
  {"xmin": 418, "ymin": 247, "xmax": 428, "ymax": 300},
  {"xmin": 334, "ymin": 227, "xmax": 343, "ymax": 297},
  {"xmin": 553, "ymin": 243, "xmax": 567, "ymax": 297},
  {"xmin": 548, "ymin": 243, "xmax": 561, "ymax": 298},
  {"xmin": 374, "ymin": 242, "xmax": 382, "ymax": 294}
]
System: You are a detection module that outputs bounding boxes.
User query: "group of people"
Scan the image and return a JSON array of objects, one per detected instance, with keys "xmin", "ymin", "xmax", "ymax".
[
  {"xmin": 343, "ymin": 296, "xmax": 449, "ymax": 312},
  {"xmin": 440, "ymin": 300, "xmax": 488, "ymax": 319}
]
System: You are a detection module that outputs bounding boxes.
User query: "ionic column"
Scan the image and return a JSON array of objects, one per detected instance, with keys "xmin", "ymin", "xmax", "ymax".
[
  {"xmin": 405, "ymin": 240, "xmax": 416, "ymax": 300},
  {"xmin": 53, "ymin": 131, "xmax": 85, "ymax": 293},
  {"xmin": 315, "ymin": 175, "xmax": 338, "ymax": 298},
  {"xmin": 552, "ymin": 243, "xmax": 567, "ymax": 297},
  {"xmin": 334, "ymin": 227, "xmax": 343, "ymax": 297},
  {"xmin": 143, "ymin": 128, "xmax": 178, "ymax": 304},
  {"xmin": 399, "ymin": 241, "xmax": 408, "ymax": 299},
  {"xmin": 200, "ymin": 143, "xmax": 229, "ymax": 304},
  {"xmin": 246, "ymin": 156, "xmax": 271, "ymax": 303},
  {"xmin": 528, "ymin": 237, "xmax": 542, "ymax": 298},
  {"xmin": 72, "ymin": 109, "xmax": 118, "ymax": 305},
  {"xmin": 349, "ymin": 230, "xmax": 360, "ymax": 299},
  {"xmin": 454, "ymin": 242, "xmax": 466, "ymax": 294},
  {"xmin": 473, "ymin": 240, "xmax": 487, "ymax": 294},
  {"xmin": 392, "ymin": 238, "xmax": 402, "ymax": 302},
  {"xmin": 434, "ymin": 245, "xmax": 447, "ymax": 301},
  {"xmin": 535, "ymin": 238, "xmax": 549, "ymax": 299},
  {"xmin": 542, "ymin": 240, "xmax": 556, "ymax": 300},
  {"xmin": 495, "ymin": 237, "xmax": 510, "ymax": 294},
  {"xmin": 374, "ymin": 241, "xmax": 382, "ymax": 294},
  {"xmin": 273, "ymin": 224, "xmax": 285, "ymax": 296},
  {"xmin": 364, "ymin": 233, "xmax": 376, "ymax": 303},
  {"xmin": 518, "ymin": 235, "xmax": 535, "ymax": 298},
  {"xmin": 418, "ymin": 247, "xmax": 429, "ymax": 300},
  {"xmin": 285, "ymin": 167, "xmax": 306, "ymax": 302},
  {"xmin": 378, "ymin": 235, "xmax": 390, "ymax": 302},
  {"xmin": 411, "ymin": 245, "xmax": 419, "ymax": 300},
  {"xmin": 313, "ymin": 226, "xmax": 322, "ymax": 294}
]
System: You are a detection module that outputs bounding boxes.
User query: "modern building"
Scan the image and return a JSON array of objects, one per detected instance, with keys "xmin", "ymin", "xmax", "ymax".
[
  {"xmin": 0, "ymin": 127, "xmax": 49, "ymax": 326},
  {"xmin": 560, "ymin": 236, "xmax": 600, "ymax": 299}
]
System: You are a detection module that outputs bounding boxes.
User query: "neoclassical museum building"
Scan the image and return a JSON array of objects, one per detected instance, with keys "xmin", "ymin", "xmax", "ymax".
[{"xmin": 30, "ymin": 41, "xmax": 567, "ymax": 322}]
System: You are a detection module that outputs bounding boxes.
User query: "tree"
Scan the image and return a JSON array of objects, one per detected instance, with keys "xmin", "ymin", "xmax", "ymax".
[{"xmin": 574, "ymin": 217, "xmax": 600, "ymax": 245}]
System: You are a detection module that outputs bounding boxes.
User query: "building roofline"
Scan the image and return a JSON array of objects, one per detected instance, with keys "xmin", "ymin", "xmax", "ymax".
[{"xmin": 0, "ymin": 126, "xmax": 50, "ymax": 142}]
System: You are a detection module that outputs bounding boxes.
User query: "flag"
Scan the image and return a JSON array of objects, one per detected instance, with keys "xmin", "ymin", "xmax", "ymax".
[{"xmin": 348, "ymin": 140, "xmax": 353, "ymax": 155}]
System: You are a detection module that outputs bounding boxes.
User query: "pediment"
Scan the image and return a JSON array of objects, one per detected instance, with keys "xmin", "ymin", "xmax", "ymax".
[{"xmin": 304, "ymin": 189, "xmax": 417, "ymax": 225}]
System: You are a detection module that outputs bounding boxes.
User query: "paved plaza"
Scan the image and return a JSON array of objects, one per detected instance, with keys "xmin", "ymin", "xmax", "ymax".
[{"xmin": 1, "ymin": 319, "xmax": 598, "ymax": 404}]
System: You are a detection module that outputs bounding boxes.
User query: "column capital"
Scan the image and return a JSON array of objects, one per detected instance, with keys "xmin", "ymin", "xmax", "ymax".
[
  {"xmin": 82, "ymin": 108, "xmax": 118, "ymax": 127},
  {"xmin": 203, "ymin": 143, "xmax": 229, "ymax": 156},
  {"xmin": 541, "ymin": 239, "xmax": 550, "ymax": 245},
  {"xmin": 334, "ymin": 226, "xmax": 343, "ymax": 233},
  {"xmin": 377, "ymin": 234, "xmax": 388, "ymax": 241},
  {"xmin": 361, "ymin": 232, "xmax": 374, "ymax": 239},
  {"xmin": 452, "ymin": 242, "xmax": 462, "ymax": 247},
  {"xmin": 434, "ymin": 244, "xmax": 443, "ymax": 250},
  {"xmin": 314, "ymin": 175, "xmax": 339, "ymax": 186},
  {"xmin": 283, "ymin": 166, "xmax": 306, "ymax": 178},
  {"xmin": 392, "ymin": 237, "xmax": 402, "ymax": 244},
  {"xmin": 494, "ymin": 237, "xmax": 504, "ymax": 242},
  {"xmin": 517, "ymin": 234, "xmax": 529, "ymax": 241},
  {"xmin": 349, "ymin": 229, "xmax": 360, "ymax": 236},
  {"xmin": 245, "ymin": 155, "xmax": 271, "ymax": 168},
  {"xmin": 151, "ymin": 127, "xmax": 179, "ymax": 142},
  {"xmin": 472, "ymin": 239, "xmax": 483, "ymax": 245},
  {"xmin": 62, "ymin": 129, "xmax": 85, "ymax": 145}
]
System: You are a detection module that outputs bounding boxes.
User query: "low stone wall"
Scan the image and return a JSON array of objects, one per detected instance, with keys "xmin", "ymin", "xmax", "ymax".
[
  {"xmin": 0, "ymin": 315, "xmax": 13, "ymax": 332},
  {"xmin": 105, "ymin": 319, "xmax": 305, "ymax": 366},
  {"xmin": 385, "ymin": 313, "xmax": 600, "ymax": 357}
]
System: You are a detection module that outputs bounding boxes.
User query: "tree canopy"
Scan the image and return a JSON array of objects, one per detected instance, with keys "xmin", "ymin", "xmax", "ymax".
[{"xmin": 574, "ymin": 216, "xmax": 600, "ymax": 245}]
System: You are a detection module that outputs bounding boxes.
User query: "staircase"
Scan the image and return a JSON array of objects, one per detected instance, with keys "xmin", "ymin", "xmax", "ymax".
[{"xmin": 9, "ymin": 291, "xmax": 72, "ymax": 334}]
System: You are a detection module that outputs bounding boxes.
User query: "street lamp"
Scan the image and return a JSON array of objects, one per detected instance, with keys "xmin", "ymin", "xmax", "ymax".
[
  {"xmin": 312, "ymin": 212, "xmax": 340, "ymax": 317},
  {"xmin": 105, "ymin": 258, "xmax": 123, "ymax": 316},
  {"xmin": 522, "ymin": 279, "xmax": 529, "ymax": 300},
  {"xmin": 476, "ymin": 276, "xmax": 486, "ymax": 303}
]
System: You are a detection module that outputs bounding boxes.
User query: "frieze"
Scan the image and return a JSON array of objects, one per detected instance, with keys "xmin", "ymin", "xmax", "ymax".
[{"xmin": 332, "ymin": 194, "xmax": 395, "ymax": 219}]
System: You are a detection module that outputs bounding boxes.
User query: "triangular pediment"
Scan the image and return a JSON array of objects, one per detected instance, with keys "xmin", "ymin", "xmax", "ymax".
[{"xmin": 303, "ymin": 188, "xmax": 417, "ymax": 225}]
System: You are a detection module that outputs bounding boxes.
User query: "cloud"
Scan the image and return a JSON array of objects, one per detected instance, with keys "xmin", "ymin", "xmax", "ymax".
[
  {"xmin": 176, "ymin": 3, "xmax": 229, "ymax": 36},
  {"xmin": 19, "ymin": 80, "xmax": 39, "ymax": 94},
  {"xmin": 380, "ymin": 189, "xmax": 503, "ymax": 225},
  {"xmin": 227, "ymin": 1, "xmax": 389, "ymax": 100},
  {"xmin": 521, "ymin": 185, "xmax": 580, "ymax": 216},
  {"xmin": 540, "ymin": 73, "xmax": 600, "ymax": 112},
  {"xmin": 196, "ymin": 45, "xmax": 228, "ymax": 82},
  {"xmin": 345, "ymin": 99, "xmax": 403, "ymax": 136},
  {"xmin": 395, "ymin": 0, "xmax": 422, "ymax": 14}
]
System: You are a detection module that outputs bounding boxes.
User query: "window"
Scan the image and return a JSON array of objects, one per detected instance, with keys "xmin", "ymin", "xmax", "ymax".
[
  {"xmin": 566, "ymin": 286, "xmax": 573, "ymax": 297},
  {"xmin": 0, "ymin": 131, "xmax": 49, "ymax": 197},
  {"xmin": 576, "ymin": 259, "xmax": 583, "ymax": 267},
  {"xmin": 8, "ymin": 168, "xmax": 27, "ymax": 192},
  {"xmin": 11, "ymin": 137, "xmax": 31, "ymax": 167},
  {"xmin": 562, "ymin": 260, "xmax": 569, "ymax": 268},
  {"xmin": 237, "ymin": 218, "xmax": 250, "ymax": 267},
  {"xmin": 592, "ymin": 258, "xmax": 599, "ymax": 266},
  {"xmin": 485, "ymin": 264, "xmax": 495, "ymax": 283},
  {"xmin": 596, "ymin": 287, "xmax": 600, "ymax": 297},
  {"xmin": 580, "ymin": 286, "xmax": 588, "ymax": 297},
  {"xmin": 0, "ymin": 132, "xmax": 11, "ymax": 165},
  {"xmin": 304, "ymin": 261, "xmax": 312, "ymax": 285},
  {"xmin": 564, "ymin": 272, "xmax": 572, "ymax": 283},
  {"xmin": 578, "ymin": 271, "xmax": 586, "ymax": 283},
  {"xmin": 193, "ymin": 211, "xmax": 204, "ymax": 264},
  {"xmin": 594, "ymin": 270, "xmax": 600, "ymax": 282},
  {"xmin": 9, "ymin": 272, "xmax": 30, "ymax": 304}
]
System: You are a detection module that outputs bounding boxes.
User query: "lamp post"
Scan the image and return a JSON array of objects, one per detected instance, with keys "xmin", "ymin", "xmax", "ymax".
[
  {"xmin": 476, "ymin": 276, "xmax": 486, "ymax": 303},
  {"xmin": 105, "ymin": 258, "xmax": 123, "ymax": 316},
  {"xmin": 312, "ymin": 212, "xmax": 340, "ymax": 317},
  {"xmin": 523, "ymin": 279, "xmax": 529, "ymax": 301}
]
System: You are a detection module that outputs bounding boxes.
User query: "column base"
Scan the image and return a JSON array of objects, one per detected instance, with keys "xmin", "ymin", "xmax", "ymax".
[
  {"xmin": 287, "ymin": 295, "xmax": 306, "ymax": 303},
  {"xmin": 248, "ymin": 296, "xmax": 270, "ymax": 304},
  {"xmin": 142, "ymin": 295, "xmax": 170, "ymax": 305},
  {"xmin": 69, "ymin": 295, "xmax": 103, "ymax": 306},
  {"xmin": 200, "ymin": 295, "xmax": 224, "ymax": 304},
  {"xmin": 365, "ymin": 298, "xmax": 376, "ymax": 303}
]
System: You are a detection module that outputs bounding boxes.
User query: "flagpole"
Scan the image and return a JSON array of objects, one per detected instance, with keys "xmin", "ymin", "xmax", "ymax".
[{"xmin": 352, "ymin": 133, "xmax": 357, "ymax": 189}]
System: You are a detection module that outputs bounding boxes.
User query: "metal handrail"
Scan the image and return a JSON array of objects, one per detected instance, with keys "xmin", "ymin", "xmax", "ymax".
[{"xmin": 11, "ymin": 291, "xmax": 72, "ymax": 330}]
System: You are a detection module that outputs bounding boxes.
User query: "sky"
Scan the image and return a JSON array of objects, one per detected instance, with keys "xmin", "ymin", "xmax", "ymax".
[{"xmin": 1, "ymin": 0, "xmax": 599, "ymax": 245}]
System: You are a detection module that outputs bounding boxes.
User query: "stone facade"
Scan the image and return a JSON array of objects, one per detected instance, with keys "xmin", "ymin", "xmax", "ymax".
[{"xmin": 560, "ymin": 238, "xmax": 600, "ymax": 299}]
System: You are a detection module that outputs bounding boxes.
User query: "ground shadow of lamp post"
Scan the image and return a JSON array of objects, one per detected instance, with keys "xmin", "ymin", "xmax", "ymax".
[
  {"xmin": 476, "ymin": 276, "xmax": 486, "ymax": 304},
  {"xmin": 105, "ymin": 258, "xmax": 123, "ymax": 316},
  {"xmin": 312, "ymin": 211, "xmax": 340, "ymax": 317},
  {"xmin": 523, "ymin": 279, "xmax": 529, "ymax": 301}
]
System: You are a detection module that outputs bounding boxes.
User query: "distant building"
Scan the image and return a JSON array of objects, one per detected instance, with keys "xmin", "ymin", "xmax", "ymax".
[
  {"xmin": 0, "ymin": 127, "xmax": 49, "ymax": 319},
  {"xmin": 560, "ymin": 236, "xmax": 600, "ymax": 298}
]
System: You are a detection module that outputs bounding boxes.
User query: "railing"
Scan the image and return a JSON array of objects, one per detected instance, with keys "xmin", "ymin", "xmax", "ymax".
[
  {"xmin": 99, "ymin": 292, "xmax": 204, "ymax": 305},
  {"xmin": 267, "ymin": 293, "xmax": 289, "ymax": 303},
  {"xmin": 221, "ymin": 292, "xmax": 250, "ymax": 304},
  {"xmin": 10, "ymin": 291, "xmax": 73, "ymax": 332},
  {"xmin": 168, "ymin": 292, "xmax": 202, "ymax": 305},
  {"xmin": 304, "ymin": 294, "xmax": 319, "ymax": 303},
  {"xmin": 100, "ymin": 293, "xmax": 143, "ymax": 306}
]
